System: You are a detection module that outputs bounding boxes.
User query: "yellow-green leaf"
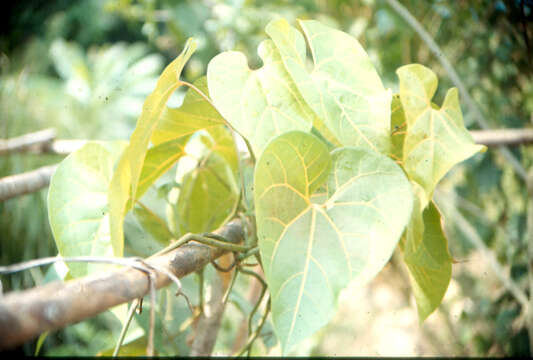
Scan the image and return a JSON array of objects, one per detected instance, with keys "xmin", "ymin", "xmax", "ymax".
[
  {"xmin": 108, "ymin": 39, "xmax": 196, "ymax": 255},
  {"xmin": 266, "ymin": 18, "xmax": 392, "ymax": 154},
  {"xmin": 176, "ymin": 151, "xmax": 239, "ymax": 234},
  {"xmin": 254, "ymin": 131, "xmax": 413, "ymax": 354},
  {"xmin": 400, "ymin": 182, "xmax": 452, "ymax": 321},
  {"xmin": 397, "ymin": 64, "xmax": 485, "ymax": 199},
  {"xmin": 151, "ymin": 77, "xmax": 224, "ymax": 145},
  {"xmin": 390, "ymin": 94, "xmax": 406, "ymax": 161}
]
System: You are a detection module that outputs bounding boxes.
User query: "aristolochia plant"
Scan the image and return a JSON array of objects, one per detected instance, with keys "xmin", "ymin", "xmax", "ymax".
[{"xmin": 47, "ymin": 18, "xmax": 485, "ymax": 355}]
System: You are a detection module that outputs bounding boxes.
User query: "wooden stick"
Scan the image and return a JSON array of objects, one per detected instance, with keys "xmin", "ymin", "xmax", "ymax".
[
  {"xmin": 0, "ymin": 164, "xmax": 58, "ymax": 201},
  {"xmin": 0, "ymin": 219, "xmax": 245, "ymax": 350}
]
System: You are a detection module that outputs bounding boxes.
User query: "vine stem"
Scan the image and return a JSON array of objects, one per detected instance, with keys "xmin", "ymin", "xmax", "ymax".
[{"xmin": 386, "ymin": 0, "xmax": 527, "ymax": 181}]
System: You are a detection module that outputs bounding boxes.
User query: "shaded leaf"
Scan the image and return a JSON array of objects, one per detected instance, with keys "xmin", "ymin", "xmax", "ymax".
[
  {"xmin": 254, "ymin": 131, "xmax": 412, "ymax": 353},
  {"xmin": 397, "ymin": 64, "xmax": 485, "ymax": 198},
  {"xmin": 401, "ymin": 183, "xmax": 452, "ymax": 321},
  {"xmin": 176, "ymin": 127, "xmax": 239, "ymax": 234},
  {"xmin": 48, "ymin": 141, "xmax": 127, "ymax": 277},
  {"xmin": 390, "ymin": 94, "xmax": 406, "ymax": 160},
  {"xmin": 266, "ymin": 18, "xmax": 391, "ymax": 154}
]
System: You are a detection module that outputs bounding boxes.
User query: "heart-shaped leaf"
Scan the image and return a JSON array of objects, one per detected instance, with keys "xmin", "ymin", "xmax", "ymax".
[
  {"xmin": 48, "ymin": 141, "xmax": 127, "ymax": 277},
  {"xmin": 207, "ymin": 38, "xmax": 314, "ymax": 157},
  {"xmin": 254, "ymin": 131, "xmax": 413, "ymax": 353},
  {"xmin": 400, "ymin": 182, "xmax": 452, "ymax": 321},
  {"xmin": 397, "ymin": 64, "xmax": 485, "ymax": 198},
  {"xmin": 266, "ymin": 19, "xmax": 392, "ymax": 154}
]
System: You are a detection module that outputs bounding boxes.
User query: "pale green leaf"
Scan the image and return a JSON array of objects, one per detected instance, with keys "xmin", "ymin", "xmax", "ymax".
[
  {"xmin": 401, "ymin": 183, "xmax": 452, "ymax": 321},
  {"xmin": 108, "ymin": 38, "xmax": 196, "ymax": 255},
  {"xmin": 207, "ymin": 38, "xmax": 314, "ymax": 157},
  {"xmin": 48, "ymin": 141, "xmax": 127, "ymax": 278},
  {"xmin": 266, "ymin": 18, "xmax": 392, "ymax": 154},
  {"xmin": 254, "ymin": 131, "xmax": 413, "ymax": 353},
  {"xmin": 397, "ymin": 64, "xmax": 485, "ymax": 198}
]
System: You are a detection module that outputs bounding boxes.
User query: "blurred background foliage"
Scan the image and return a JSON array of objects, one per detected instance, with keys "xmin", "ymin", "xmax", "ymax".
[{"xmin": 1, "ymin": 0, "xmax": 532, "ymax": 356}]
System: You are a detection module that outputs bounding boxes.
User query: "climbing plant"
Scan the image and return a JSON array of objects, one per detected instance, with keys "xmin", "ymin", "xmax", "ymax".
[{"xmin": 47, "ymin": 18, "xmax": 484, "ymax": 355}]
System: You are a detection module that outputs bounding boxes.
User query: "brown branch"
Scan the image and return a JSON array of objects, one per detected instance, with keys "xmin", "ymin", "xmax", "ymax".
[
  {"xmin": 0, "ymin": 164, "xmax": 58, "ymax": 202},
  {"xmin": 0, "ymin": 219, "xmax": 246, "ymax": 350}
]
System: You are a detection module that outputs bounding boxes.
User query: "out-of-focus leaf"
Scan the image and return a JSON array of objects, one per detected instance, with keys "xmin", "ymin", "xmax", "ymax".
[
  {"xmin": 396, "ymin": 64, "xmax": 485, "ymax": 198},
  {"xmin": 254, "ymin": 131, "xmax": 412, "ymax": 353},
  {"xmin": 48, "ymin": 141, "xmax": 127, "ymax": 277},
  {"xmin": 207, "ymin": 37, "xmax": 314, "ymax": 157},
  {"xmin": 108, "ymin": 38, "xmax": 196, "ymax": 256},
  {"xmin": 266, "ymin": 18, "xmax": 392, "ymax": 154}
]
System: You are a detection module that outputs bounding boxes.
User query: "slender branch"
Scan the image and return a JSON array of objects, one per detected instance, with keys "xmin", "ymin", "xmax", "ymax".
[
  {"xmin": 0, "ymin": 218, "xmax": 245, "ymax": 350},
  {"xmin": 0, "ymin": 129, "xmax": 56, "ymax": 155},
  {"xmin": 0, "ymin": 164, "xmax": 58, "ymax": 201},
  {"xmin": 385, "ymin": 0, "xmax": 527, "ymax": 181},
  {"xmin": 0, "ymin": 129, "xmax": 86, "ymax": 156},
  {"xmin": 470, "ymin": 129, "xmax": 533, "ymax": 147}
]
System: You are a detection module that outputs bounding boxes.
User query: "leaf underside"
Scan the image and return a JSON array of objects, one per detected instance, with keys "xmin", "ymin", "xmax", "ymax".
[{"xmin": 254, "ymin": 131, "xmax": 413, "ymax": 354}]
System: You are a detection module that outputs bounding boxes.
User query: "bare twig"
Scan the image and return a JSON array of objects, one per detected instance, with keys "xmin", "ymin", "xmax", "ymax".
[
  {"xmin": 470, "ymin": 129, "xmax": 533, "ymax": 147},
  {"xmin": 0, "ymin": 164, "xmax": 58, "ymax": 201},
  {"xmin": 386, "ymin": 0, "xmax": 527, "ymax": 181},
  {"xmin": 0, "ymin": 218, "xmax": 245, "ymax": 350},
  {"xmin": 0, "ymin": 129, "xmax": 56, "ymax": 155}
]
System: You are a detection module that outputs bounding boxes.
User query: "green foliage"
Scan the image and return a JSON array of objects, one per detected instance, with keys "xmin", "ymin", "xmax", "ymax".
[
  {"xmin": 396, "ymin": 64, "xmax": 486, "ymax": 200},
  {"xmin": 108, "ymin": 38, "xmax": 196, "ymax": 256},
  {"xmin": 44, "ymin": 16, "xmax": 485, "ymax": 355},
  {"xmin": 255, "ymin": 131, "xmax": 413, "ymax": 353},
  {"xmin": 4, "ymin": 0, "xmax": 531, "ymax": 356}
]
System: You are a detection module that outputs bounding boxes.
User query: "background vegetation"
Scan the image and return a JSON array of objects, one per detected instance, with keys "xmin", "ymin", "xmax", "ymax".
[{"xmin": 1, "ymin": 0, "xmax": 532, "ymax": 356}]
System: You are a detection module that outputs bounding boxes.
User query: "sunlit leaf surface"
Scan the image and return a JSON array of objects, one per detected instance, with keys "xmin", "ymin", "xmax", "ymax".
[
  {"xmin": 207, "ymin": 38, "xmax": 314, "ymax": 157},
  {"xmin": 254, "ymin": 131, "xmax": 412, "ymax": 353},
  {"xmin": 397, "ymin": 64, "xmax": 485, "ymax": 199},
  {"xmin": 266, "ymin": 19, "xmax": 392, "ymax": 154}
]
